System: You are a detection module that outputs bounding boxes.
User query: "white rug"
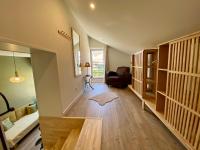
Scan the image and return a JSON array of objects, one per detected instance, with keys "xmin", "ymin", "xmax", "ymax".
[{"xmin": 89, "ymin": 92, "xmax": 119, "ymax": 106}]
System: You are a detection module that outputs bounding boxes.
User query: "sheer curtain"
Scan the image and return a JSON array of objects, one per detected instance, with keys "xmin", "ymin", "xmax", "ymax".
[{"xmin": 104, "ymin": 45, "xmax": 109, "ymax": 82}]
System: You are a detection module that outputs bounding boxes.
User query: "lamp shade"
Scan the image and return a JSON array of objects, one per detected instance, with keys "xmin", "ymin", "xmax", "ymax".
[
  {"xmin": 10, "ymin": 71, "xmax": 25, "ymax": 83},
  {"xmin": 9, "ymin": 52, "xmax": 25, "ymax": 83},
  {"xmin": 84, "ymin": 62, "xmax": 91, "ymax": 67}
]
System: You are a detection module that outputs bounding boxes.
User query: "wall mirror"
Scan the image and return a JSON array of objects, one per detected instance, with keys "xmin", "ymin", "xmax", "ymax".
[{"xmin": 72, "ymin": 29, "xmax": 81, "ymax": 76}]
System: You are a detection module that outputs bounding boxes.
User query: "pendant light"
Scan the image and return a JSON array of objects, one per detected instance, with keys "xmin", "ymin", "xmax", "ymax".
[{"xmin": 9, "ymin": 52, "xmax": 25, "ymax": 83}]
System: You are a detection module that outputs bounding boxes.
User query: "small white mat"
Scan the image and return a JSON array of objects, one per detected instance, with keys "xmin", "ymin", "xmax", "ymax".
[{"xmin": 89, "ymin": 92, "xmax": 119, "ymax": 106}]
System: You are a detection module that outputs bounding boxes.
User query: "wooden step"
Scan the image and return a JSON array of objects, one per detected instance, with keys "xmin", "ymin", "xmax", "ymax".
[
  {"xmin": 75, "ymin": 118, "xmax": 102, "ymax": 150},
  {"xmin": 61, "ymin": 128, "xmax": 81, "ymax": 150},
  {"xmin": 54, "ymin": 137, "xmax": 66, "ymax": 150},
  {"xmin": 44, "ymin": 137, "xmax": 65, "ymax": 150}
]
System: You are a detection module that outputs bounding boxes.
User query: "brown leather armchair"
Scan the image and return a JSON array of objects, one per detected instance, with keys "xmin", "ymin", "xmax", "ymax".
[{"xmin": 105, "ymin": 67, "xmax": 132, "ymax": 88}]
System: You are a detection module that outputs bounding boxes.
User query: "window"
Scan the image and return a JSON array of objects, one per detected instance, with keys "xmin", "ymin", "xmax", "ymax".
[{"xmin": 91, "ymin": 49, "xmax": 105, "ymax": 78}]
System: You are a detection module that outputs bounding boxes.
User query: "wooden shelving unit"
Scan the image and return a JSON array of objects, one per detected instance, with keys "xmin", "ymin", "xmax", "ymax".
[
  {"xmin": 131, "ymin": 51, "xmax": 143, "ymax": 96},
  {"xmin": 156, "ymin": 44, "xmax": 169, "ymax": 115},
  {"xmin": 129, "ymin": 31, "xmax": 200, "ymax": 150},
  {"xmin": 143, "ymin": 49, "xmax": 157, "ymax": 101},
  {"xmin": 130, "ymin": 49, "xmax": 157, "ymax": 108},
  {"xmin": 163, "ymin": 32, "xmax": 200, "ymax": 150},
  {"xmin": 130, "ymin": 51, "xmax": 144, "ymax": 108}
]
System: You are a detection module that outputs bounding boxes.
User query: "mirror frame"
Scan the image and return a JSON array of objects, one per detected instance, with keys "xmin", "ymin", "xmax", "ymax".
[{"xmin": 71, "ymin": 28, "xmax": 82, "ymax": 77}]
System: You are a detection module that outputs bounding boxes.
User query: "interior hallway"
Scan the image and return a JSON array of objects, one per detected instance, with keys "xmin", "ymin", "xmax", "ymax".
[{"xmin": 66, "ymin": 83, "xmax": 186, "ymax": 150}]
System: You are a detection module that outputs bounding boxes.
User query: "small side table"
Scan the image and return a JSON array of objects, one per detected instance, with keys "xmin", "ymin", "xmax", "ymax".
[{"xmin": 84, "ymin": 75, "xmax": 94, "ymax": 89}]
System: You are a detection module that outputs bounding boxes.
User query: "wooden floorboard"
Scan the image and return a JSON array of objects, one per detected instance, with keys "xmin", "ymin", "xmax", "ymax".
[
  {"xmin": 66, "ymin": 83, "xmax": 186, "ymax": 150},
  {"xmin": 15, "ymin": 127, "xmax": 41, "ymax": 150}
]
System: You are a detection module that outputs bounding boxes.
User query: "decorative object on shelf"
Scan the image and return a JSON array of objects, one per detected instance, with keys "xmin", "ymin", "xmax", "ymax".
[
  {"xmin": 9, "ymin": 52, "xmax": 25, "ymax": 83},
  {"xmin": 58, "ymin": 30, "xmax": 72, "ymax": 41},
  {"xmin": 151, "ymin": 60, "xmax": 158, "ymax": 64},
  {"xmin": 84, "ymin": 62, "xmax": 91, "ymax": 75},
  {"xmin": 72, "ymin": 28, "xmax": 81, "ymax": 76}
]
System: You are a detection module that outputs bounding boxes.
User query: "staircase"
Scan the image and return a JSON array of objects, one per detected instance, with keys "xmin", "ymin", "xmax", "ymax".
[{"xmin": 40, "ymin": 117, "xmax": 102, "ymax": 150}]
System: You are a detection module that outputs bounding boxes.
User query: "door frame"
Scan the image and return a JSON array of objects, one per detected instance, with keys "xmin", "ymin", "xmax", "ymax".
[{"xmin": 90, "ymin": 48, "xmax": 105, "ymax": 79}]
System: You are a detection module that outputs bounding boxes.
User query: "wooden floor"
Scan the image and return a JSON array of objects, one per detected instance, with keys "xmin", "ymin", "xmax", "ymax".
[
  {"xmin": 15, "ymin": 127, "xmax": 41, "ymax": 150},
  {"xmin": 67, "ymin": 83, "xmax": 186, "ymax": 150}
]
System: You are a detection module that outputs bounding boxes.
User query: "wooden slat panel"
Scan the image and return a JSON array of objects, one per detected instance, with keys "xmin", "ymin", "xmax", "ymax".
[
  {"xmin": 173, "ymin": 43, "xmax": 178, "ymax": 71},
  {"xmin": 198, "ymin": 37, "xmax": 200, "ymax": 74},
  {"xmin": 186, "ymin": 39, "xmax": 191, "ymax": 72},
  {"xmin": 171, "ymin": 73, "xmax": 175, "ymax": 99},
  {"xmin": 194, "ymin": 122, "xmax": 200, "ymax": 149},
  {"xmin": 176, "ymin": 42, "xmax": 181, "ymax": 71},
  {"xmin": 189, "ymin": 38, "xmax": 195, "ymax": 73},
  {"xmin": 164, "ymin": 98, "xmax": 168, "ymax": 119},
  {"xmin": 166, "ymin": 98, "xmax": 170, "ymax": 122},
  {"xmin": 182, "ymin": 75, "xmax": 188, "ymax": 106},
  {"xmin": 169, "ymin": 99, "xmax": 173, "ymax": 123},
  {"xmin": 168, "ymin": 44, "xmax": 172, "ymax": 70},
  {"xmin": 168, "ymin": 73, "xmax": 172, "ymax": 97},
  {"xmin": 181, "ymin": 108, "xmax": 187, "ymax": 135},
  {"xmin": 176, "ymin": 105, "xmax": 181, "ymax": 130},
  {"xmin": 176, "ymin": 74, "xmax": 181, "ymax": 102},
  {"xmin": 187, "ymin": 113, "xmax": 195, "ymax": 141},
  {"xmin": 189, "ymin": 77, "xmax": 196, "ymax": 109},
  {"xmin": 178, "ymin": 106, "xmax": 184, "ymax": 132},
  {"xmin": 193, "ymin": 78, "xmax": 200, "ymax": 111},
  {"xmin": 179, "ymin": 41, "xmax": 183, "ymax": 72},
  {"xmin": 179, "ymin": 75, "xmax": 184, "ymax": 104},
  {"xmin": 174, "ymin": 74, "xmax": 178, "ymax": 100},
  {"xmin": 185, "ymin": 76, "xmax": 192, "ymax": 107},
  {"xmin": 158, "ymin": 32, "xmax": 200, "ymax": 150},
  {"xmin": 190, "ymin": 115, "xmax": 199, "ymax": 145},
  {"xmin": 172, "ymin": 101, "xmax": 176, "ymax": 126},
  {"xmin": 198, "ymin": 93, "xmax": 200, "ymax": 114},
  {"xmin": 170, "ymin": 44, "xmax": 174, "ymax": 70},
  {"xmin": 173, "ymin": 102, "xmax": 178, "ymax": 127},
  {"xmin": 193, "ymin": 37, "xmax": 199, "ymax": 73},
  {"xmin": 182, "ymin": 40, "xmax": 187, "ymax": 72},
  {"xmin": 184, "ymin": 111, "xmax": 191, "ymax": 139}
]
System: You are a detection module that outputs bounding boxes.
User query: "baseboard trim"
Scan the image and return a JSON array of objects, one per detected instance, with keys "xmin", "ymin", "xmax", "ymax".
[{"xmin": 62, "ymin": 90, "xmax": 83, "ymax": 115}]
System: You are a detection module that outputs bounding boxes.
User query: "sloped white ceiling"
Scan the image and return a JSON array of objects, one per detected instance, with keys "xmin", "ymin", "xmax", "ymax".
[{"xmin": 64, "ymin": 0, "xmax": 200, "ymax": 54}]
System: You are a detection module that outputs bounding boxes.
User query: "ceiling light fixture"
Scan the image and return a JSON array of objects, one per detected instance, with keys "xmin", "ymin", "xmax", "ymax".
[
  {"xmin": 90, "ymin": 3, "xmax": 96, "ymax": 10},
  {"xmin": 9, "ymin": 52, "xmax": 25, "ymax": 83}
]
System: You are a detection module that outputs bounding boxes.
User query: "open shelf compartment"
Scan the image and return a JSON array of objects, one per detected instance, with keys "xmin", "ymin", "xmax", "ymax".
[
  {"xmin": 143, "ymin": 49, "xmax": 157, "ymax": 100},
  {"xmin": 156, "ymin": 92, "xmax": 166, "ymax": 114},
  {"xmin": 157, "ymin": 70, "xmax": 167, "ymax": 94},
  {"xmin": 158, "ymin": 43, "xmax": 169, "ymax": 69}
]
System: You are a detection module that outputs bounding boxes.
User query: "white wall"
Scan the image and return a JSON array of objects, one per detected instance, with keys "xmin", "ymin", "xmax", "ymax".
[
  {"xmin": 89, "ymin": 37, "xmax": 131, "ymax": 73},
  {"xmin": 89, "ymin": 37, "xmax": 105, "ymax": 49},
  {"xmin": 108, "ymin": 47, "xmax": 131, "ymax": 71},
  {"xmin": 0, "ymin": 0, "xmax": 90, "ymax": 116},
  {"xmin": 31, "ymin": 50, "xmax": 62, "ymax": 116}
]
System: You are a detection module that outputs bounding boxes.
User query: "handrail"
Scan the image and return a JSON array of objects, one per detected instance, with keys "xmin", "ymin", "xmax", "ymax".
[{"xmin": 0, "ymin": 92, "xmax": 14, "ymax": 116}]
